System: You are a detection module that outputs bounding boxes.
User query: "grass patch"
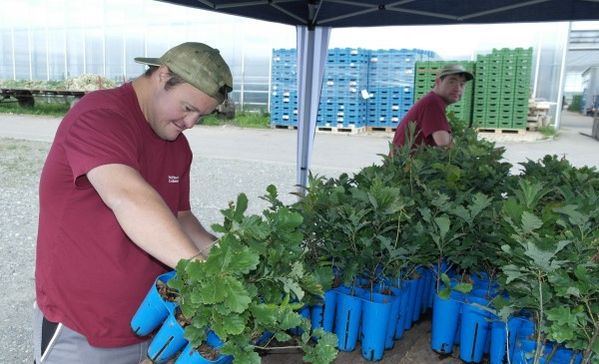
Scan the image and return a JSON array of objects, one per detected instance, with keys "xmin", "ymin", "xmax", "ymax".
[
  {"xmin": 199, "ymin": 111, "xmax": 270, "ymax": 129},
  {"xmin": 538, "ymin": 125, "xmax": 559, "ymax": 139},
  {"xmin": 0, "ymin": 99, "xmax": 70, "ymax": 117},
  {"xmin": 0, "ymin": 99, "xmax": 272, "ymax": 129}
]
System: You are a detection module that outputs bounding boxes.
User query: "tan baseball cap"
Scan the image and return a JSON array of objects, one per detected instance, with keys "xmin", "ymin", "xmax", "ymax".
[
  {"xmin": 135, "ymin": 42, "xmax": 233, "ymax": 103},
  {"xmin": 437, "ymin": 64, "xmax": 474, "ymax": 81}
]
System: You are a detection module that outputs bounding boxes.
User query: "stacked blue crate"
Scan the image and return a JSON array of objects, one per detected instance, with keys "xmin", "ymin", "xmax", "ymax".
[
  {"xmin": 367, "ymin": 86, "xmax": 414, "ymax": 127},
  {"xmin": 270, "ymin": 47, "xmax": 438, "ymax": 129},
  {"xmin": 270, "ymin": 49, "xmax": 298, "ymax": 126},
  {"xmin": 367, "ymin": 49, "xmax": 438, "ymax": 129},
  {"xmin": 317, "ymin": 48, "xmax": 369, "ymax": 128}
]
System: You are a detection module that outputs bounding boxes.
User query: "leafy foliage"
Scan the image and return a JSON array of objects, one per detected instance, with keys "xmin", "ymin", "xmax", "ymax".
[
  {"xmin": 169, "ymin": 188, "xmax": 338, "ymax": 364},
  {"xmin": 497, "ymin": 162, "xmax": 599, "ymax": 364},
  {"xmin": 165, "ymin": 119, "xmax": 599, "ymax": 363}
]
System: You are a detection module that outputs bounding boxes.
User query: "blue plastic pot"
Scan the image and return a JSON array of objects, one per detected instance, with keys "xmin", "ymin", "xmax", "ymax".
[
  {"xmin": 289, "ymin": 305, "xmax": 311, "ymax": 336},
  {"xmin": 516, "ymin": 316, "xmax": 536, "ymax": 339},
  {"xmin": 411, "ymin": 274, "xmax": 425, "ymax": 323},
  {"xmin": 489, "ymin": 319, "xmax": 507, "ymax": 364},
  {"xmin": 394, "ymin": 284, "xmax": 409, "ymax": 340},
  {"xmin": 253, "ymin": 331, "xmax": 273, "ymax": 346},
  {"xmin": 147, "ymin": 311, "xmax": 188, "ymax": 363},
  {"xmin": 431, "ymin": 291, "xmax": 464, "ymax": 354},
  {"xmin": 506, "ymin": 316, "xmax": 524, "ymax": 361},
  {"xmin": 512, "ymin": 338, "xmax": 536, "ymax": 364},
  {"xmin": 459, "ymin": 296, "xmax": 492, "ymax": 363},
  {"xmin": 334, "ymin": 286, "xmax": 363, "ymax": 352},
  {"xmin": 174, "ymin": 343, "xmax": 232, "ymax": 364},
  {"xmin": 311, "ymin": 304, "xmax": 324, "ymax": 333},
  {"xmin": 512, "ymin": 339, "xmax": 585, "ymax": 364},
  {"xmin": 553, "ymin": 347, "xmax": 584, "ymax": 364},
  {"xmin": 131, "ymin": 271, "xmax": 177, "ymax": 336},
  {"xmin": 470, "ymin": 288, "xmax": 490, "ymax": 299},
  {"xmin": 355, "ymin": 276, "xmax": 371, "ymax": 288},
  {"xmin": 174, "ymin": 331, "xmax": 232, "ymax": 364},
  {"xmin": 418, "ymin": 268, "xmax": 432, "ymax": 314},
  {"xmin": 359, "ymin": 291, "xmax": 392, "ymax": 361},
  {"xmin": 402, "ymin": 279, "xmax": 418, "ymax": 330},
  {"xmin": 310, "ymin": 289, "xmax": 337, "ymax": 333},
  {"xmin": 470, "ymin": 272, "xmax": 487, "ymax": 288},
  {"xmin": 384, "ymin": 287, "xmax": 402, "ymax": 349}
]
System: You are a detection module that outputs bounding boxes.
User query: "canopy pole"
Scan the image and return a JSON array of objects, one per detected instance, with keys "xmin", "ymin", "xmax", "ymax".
[
  {"xmin": 555, "ymin": 21, "xmax": 571, "ymax": 130},
  {"xmin": 295, "ymin": 25, "xmax": 330, "ymax": 197}
]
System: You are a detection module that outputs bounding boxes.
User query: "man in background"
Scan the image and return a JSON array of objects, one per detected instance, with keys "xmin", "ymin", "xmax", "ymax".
[{"xmin": 392, "ymin": 64, "xmax": 473, "ymax": 149}]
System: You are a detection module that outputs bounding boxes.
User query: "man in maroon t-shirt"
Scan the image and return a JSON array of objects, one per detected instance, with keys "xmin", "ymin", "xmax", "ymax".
[
  {"xmin": 33, "ymin": 43, "xmax": 232, "ymax": 363},
  {"xmin": 391, "ymin": 64, "xmax": 473, "ymax": 150}
]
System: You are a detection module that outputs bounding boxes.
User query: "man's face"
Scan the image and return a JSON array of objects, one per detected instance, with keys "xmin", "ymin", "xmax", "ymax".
[
  {"xmin": 147, "ymin": 69, "xmax": 220, "ymax": 141},
  {"xmin": 434, "ymin": 74, "xmax": 468, "ymax": 105}
]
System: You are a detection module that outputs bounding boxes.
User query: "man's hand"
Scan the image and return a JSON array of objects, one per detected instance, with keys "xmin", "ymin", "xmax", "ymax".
[{"xmin": 431, "ymin": 130, "xmax": 453, "ymax": 147}]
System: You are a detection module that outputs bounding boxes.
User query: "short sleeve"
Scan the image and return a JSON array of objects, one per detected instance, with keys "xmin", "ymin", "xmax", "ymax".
[{"xmin": 64, "ymin": 109, "xmax": 142, "ymax": 185}]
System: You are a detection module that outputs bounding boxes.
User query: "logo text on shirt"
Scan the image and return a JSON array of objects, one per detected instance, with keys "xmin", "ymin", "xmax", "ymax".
[{"xmin": 168, "ymin": 175, "xmax": 180, "ymax": 184}]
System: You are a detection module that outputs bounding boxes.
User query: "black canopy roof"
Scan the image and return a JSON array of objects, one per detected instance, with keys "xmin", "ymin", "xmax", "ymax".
[{"xmin": 157, "ymin": 0, "xmax": 599, "ymax": 28}]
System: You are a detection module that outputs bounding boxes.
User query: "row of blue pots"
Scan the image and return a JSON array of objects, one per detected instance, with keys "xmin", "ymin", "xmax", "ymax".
[
  {"xmin": 306, "ymin": 267, "xmax": 436, "ymax": 361},
  {"xmin": 512, "ymin": 338, "xmax": 583, "ymax": 364},
  {"xmin": 432, "ymin": 291, "xmax": 499, "ymax": 363},
  {"xmin": 431, "ymin": 287, "xmax": 583, "ymax": 364},
  {"xmin": 130, "ymin": 271, "xmax": 232, "ymax": 364}
]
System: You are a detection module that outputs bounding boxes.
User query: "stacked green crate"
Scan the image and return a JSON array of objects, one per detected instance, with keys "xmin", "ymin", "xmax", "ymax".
[
  {"xmin": 473, "ymin": 53, "xmax": 502, "ymax": 128},
  {"xmin": 473, "ymin": 48, "xmax": 532, "ymax": 129},
  {"xmin": 472, "ymin": 55, "xmax": 489, "ymax": 128},
  {"xmin": 414, "ymin": 61, "xmax": 443, "ymax": 100},
  {"xmin": 414, "ymin": 60, "xmax": 475, "ymax": 125},
  {"xmin": 512, "ymin": 48, "xmax": 533, "ymax": 129}
]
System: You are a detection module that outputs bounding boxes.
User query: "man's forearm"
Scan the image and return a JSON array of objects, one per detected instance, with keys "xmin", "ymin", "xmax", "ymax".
[
  {"xmin": 88, "ymin": 164, "xmax": 201, "ymax": 268},
  {"xmin": 177, "ymin": 211, "xmax": 217, "ymax": 256}
]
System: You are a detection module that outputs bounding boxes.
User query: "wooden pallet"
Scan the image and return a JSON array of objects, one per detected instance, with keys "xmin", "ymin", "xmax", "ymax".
[
  {"xmin": 476, "ymin": 127, "xmax": 526, "ymax": 135},
  {"xmin": 366, "ymin": 126, "xmax": 397, "ymax": 133},
  {"xmin": 271, "ymin": 124, "xmax": 298, "ymax": 130},
  {"xmin": 316, "ymin": 126, "xmax": 365, "ymax": 135}
]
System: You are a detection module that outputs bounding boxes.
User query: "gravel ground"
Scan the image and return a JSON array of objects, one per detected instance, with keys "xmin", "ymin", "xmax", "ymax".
[{"xmin": 0, "ymin": 139, "xmax": 46, "ymax": 363}]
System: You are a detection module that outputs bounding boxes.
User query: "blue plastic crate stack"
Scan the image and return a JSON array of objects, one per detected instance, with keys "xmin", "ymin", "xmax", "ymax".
[
  {"xmin": 270, "ymin": 48, "xmax": 438, "ymax": 130},
  {"xmin": 367, "ymin": 49, "xmax": 438, "ymax": 129},
  {"xmin": 270, "ymin": 49, "xmax": 298, "ymax": 126},
  {"xmin": 318, "ymin": 48, "xmax": 370, "ymax": 128}
]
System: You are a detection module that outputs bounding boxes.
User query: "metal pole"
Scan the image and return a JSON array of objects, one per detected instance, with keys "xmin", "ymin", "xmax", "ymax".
[
  {"xmin": 11, "ymin": 27, "xmax": 16, "ymax": 80},
  {"xmin": 240, "ymin": 41, "xmax": 246, "ymax": 111},
  {"xmin": 123, "ymin": 33, "xmax": 127, "ymax": 82},
  {"xmin": 532, "ymin": 33, "xmax": 543, "ymax": 99},
  {"xmin": 45, "ymin": 0, "xmax": 50, "ymax": 81},
  {"xmin": 64, "ymin": 8, "xmax": 68, "ymax": 80},
  {"xmin": 28, "ymin": 25, "xmax": 33, "ymax": 80},
  {"xmin": 102, "ymin": 0, "xmax": 107, "ymax": 78},
  {"xmin": 83, "ymin": 27, "xmax": 87, "ymax": 75},
  {"xmin": 267, "ymin": 49, "xmax": 272, "ymax": 114},
  {"xmin": 555, "ymin": 21, "xmax": 571, "ymax": 130}
]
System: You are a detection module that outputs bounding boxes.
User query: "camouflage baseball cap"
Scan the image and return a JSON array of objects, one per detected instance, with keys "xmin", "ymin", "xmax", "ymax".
[{"xmin": 135, "ymin": 42, "xmax": 233, "ymax": 103}]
